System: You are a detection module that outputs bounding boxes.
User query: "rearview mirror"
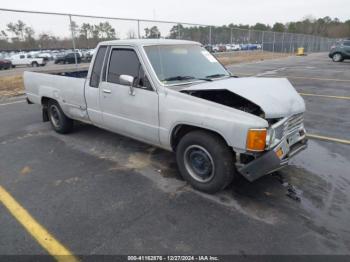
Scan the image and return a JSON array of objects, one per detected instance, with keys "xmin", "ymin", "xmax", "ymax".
[{"xmin": 120, "ymin": 74, "xmax": 135, "ymax": 96}]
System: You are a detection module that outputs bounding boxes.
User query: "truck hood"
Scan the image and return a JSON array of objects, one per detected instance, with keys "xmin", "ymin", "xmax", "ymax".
[{"xmin": 180, "ymin": 77, "xmax": 305, "ymax": 118}]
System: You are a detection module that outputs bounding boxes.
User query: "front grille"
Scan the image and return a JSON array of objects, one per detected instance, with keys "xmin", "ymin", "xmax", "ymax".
[
  {"xmin": 273, "ymin": 113, "xmax": 304, "ymax": 140},
  {"xmin": 284, "ymin": 113, "xmax": 304, "ymax": 136}
]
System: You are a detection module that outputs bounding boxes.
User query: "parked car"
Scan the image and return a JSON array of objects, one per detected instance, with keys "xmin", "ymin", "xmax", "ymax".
[
  {"xmin": 204, "ymin": 45, "xmax": 214, "ymax": 53},
  {"xmin": 240, "ymin": 44, "xmax": 249, "ymax": 50},
  {"xmin": 10, "ymin": 53, "xmax": 46, "ymax": 68},
  {"xmin": 82, "ymin": 49, "xmax": 95, "ymax": 62},
  {"xmin": 329, "ymin": 40, "xmax": 350, "ymax": 62},
  {"xmin": 0, "ymin": 58, "xmax": 12, "ymax": 70},
  {"xmin": 231, "ymin": 44, "xmax": 241, "ymax": 51},
  {"xmin": 225, "ymin": 44, "xmax": 233, "ymax": 51},
  {"xmin": 24, "ymin": 39, "xmax": 307, "ymax": 193},
  {"xmin": 54, "ymin": 52, "xmax": 82, "ymax": 64},
  {"xmin": 36, "ymin": 52, "xmax": 53, "ymax": 61},
  {"xmin": 217, "ymin": 45, "xmax": 227, "ymax": 52},
  {"xmin": 212, "ymin": 44, "xmax": 227, "ymax": 52},
  {"xmin": 212, "ymin": 45, "xmax": 219, "ymax": 52}
]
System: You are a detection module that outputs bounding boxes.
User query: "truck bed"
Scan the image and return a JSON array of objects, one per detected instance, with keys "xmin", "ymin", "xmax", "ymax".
[{"xmin": 24, "ymin": 70, "xmax": 90, "ymax": 122}]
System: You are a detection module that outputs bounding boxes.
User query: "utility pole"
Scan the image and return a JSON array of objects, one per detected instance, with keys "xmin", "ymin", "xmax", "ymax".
[{"xmin": 69, "ymin": 15, "xmax": 78, "ymax": 66}]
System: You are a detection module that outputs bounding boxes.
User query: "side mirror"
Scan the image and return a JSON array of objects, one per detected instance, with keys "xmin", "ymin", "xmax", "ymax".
[{"xmin": 120, "ymin": 74, "xmax": 135, "ymax": 96}]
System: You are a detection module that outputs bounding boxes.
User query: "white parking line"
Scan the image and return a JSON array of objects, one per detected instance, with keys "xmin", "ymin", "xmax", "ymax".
[
  {"xmin": 307, "ymin": 134, "xmax": 350, "ymax": 145},
  {"xmin": 0, "ymin": 100, "xmax": 26, "ymax": 106},
  {"xmin": 300, "ymin": 93, "xmax": 350, "ymax": 100}
]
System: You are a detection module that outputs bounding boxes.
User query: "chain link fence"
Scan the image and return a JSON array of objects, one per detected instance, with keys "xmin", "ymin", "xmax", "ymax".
[{"xmin": 0, "ymin": 8, "xmax": 337, "ymax": 58}]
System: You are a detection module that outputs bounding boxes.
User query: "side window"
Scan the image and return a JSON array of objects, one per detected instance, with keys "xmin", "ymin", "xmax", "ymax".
[
  {"xmin": 343, "ymin": 41, "xmax": 350, "ymax": 46},
  {"xmin": 20, "ymin": 55, "xmax": 25, "ymax": 59},
  {"xmin": 90, "ymin": 46, "xmax": 107, "ymax": 88},
  {"xmin": 107, "ymin": 49, "xmax": 152, "ymax": 90}
]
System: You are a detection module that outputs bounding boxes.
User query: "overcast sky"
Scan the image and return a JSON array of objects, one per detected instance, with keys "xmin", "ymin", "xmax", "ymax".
[{"xmin": 0, "ymin": 0, "xmax": 349, "ymax": 38}]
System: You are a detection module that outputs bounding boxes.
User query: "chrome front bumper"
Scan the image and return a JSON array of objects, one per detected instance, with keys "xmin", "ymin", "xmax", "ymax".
[{"xmin": 237, "ymin": 137, "xmax": 308, "ymax": 182}]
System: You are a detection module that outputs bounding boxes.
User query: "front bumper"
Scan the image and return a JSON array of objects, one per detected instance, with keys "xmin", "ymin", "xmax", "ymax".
[{"xmin": 238, "ymin": 137, "xmax": 308, "ymax": 182}]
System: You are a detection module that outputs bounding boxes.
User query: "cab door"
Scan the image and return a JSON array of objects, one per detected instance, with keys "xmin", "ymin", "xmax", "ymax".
[
  {"xmin": 84, "ymin": 45, "xmax": 108, "ymax": 126},
  {"xmin": 98, "ymin": 47, "xmax": 160, "ymax": 145}
]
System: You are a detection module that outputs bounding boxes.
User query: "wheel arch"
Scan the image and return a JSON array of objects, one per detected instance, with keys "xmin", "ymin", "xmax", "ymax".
[
  {"xmin": 41, "ymin": 96, "xmax": 56, "ymax": 122},
  {"xmin": 170, "ymin": 124, "xmax": 232, "ymax": 151}
]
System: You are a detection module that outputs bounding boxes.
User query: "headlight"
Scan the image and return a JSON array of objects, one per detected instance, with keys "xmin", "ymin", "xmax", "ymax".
[{"xmin": 246, "ymin": 128, "xmax": 267, "ymax": 152}]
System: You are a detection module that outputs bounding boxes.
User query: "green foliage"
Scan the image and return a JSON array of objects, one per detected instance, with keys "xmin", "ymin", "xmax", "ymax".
[
  {"xmin": 0, "ymin": 16, "xmax": 349, "ymax": 51},
  {"xmin": 144, "ymin": 26, "xmax": 161, "ymax": 38},
  {"xmin": 272, "ymin": 23, "xmax": 285, "ymax": 32}
]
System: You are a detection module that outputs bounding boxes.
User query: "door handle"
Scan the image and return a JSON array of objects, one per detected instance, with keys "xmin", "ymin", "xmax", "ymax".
[{"xmin": 103, "ymin": 89, "xmax": 111, "ymax": 94}]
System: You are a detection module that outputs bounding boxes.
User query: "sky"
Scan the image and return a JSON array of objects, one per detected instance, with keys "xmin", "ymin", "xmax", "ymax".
[{"xmin": 0, "ymin": 0, "xmax": 349, "ymax": 38}]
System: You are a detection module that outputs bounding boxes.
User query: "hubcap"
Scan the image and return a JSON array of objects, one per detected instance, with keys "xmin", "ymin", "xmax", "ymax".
[
  {"xmin": 184, "ymin": 145, "xmax": 215, "ymax": 183},
  {"xmin": 49, "ymin": 105, "xmax": 61, "ymax": 128},
  {"xmin": 333, "ymin": 54, "xmax": 341, "ymax": 61}
]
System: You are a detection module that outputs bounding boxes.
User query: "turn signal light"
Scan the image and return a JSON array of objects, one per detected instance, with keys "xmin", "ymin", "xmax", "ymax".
[{"xmin": 246, "ymin": 129, "xmax": 267, "ymax": 151}]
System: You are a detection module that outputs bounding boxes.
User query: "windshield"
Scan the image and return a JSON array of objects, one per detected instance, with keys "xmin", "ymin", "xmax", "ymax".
[{"xmin": 144, "ymin": 44, "xmax": 230, "ymax": 85}]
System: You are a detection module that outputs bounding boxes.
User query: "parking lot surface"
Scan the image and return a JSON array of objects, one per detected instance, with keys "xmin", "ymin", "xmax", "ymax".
[{"xmin": 0, "ymin": 53, "xmax": 349, "ymax": 257}]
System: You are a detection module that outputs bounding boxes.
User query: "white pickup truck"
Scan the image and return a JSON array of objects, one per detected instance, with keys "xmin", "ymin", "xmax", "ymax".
[
  {"xmin": 24, "ymin": 39, "xmax": 307, "ymax": 193},
  {"xmin": 10, "ymin": 53, "xmax": 46, "ymax": 68}
]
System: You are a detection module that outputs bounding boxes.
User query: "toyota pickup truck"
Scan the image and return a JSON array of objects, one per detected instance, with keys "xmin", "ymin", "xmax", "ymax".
[
  {"xmin": 10, "ymin": 53, "xmax": 46, "ymax": 68},
  {"xmin": 24, "ymin": 39, "xmax": 308, "ymax": 193}
]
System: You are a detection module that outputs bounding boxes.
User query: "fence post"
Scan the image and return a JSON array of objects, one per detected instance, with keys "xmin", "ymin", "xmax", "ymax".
[
  {"xmin": 281, "ymin": 32, "xmax": 285, "ymax": 52},
  {"xmin": 137, "ymin": 20, "xmax": 141, "ymax": 39},
  {"xmin": 230, "ymin": 28, "xmax": 233, "ymax": 45},
  {"xmin": 209, "ymin": 26, "xmax": 212, "ymax": 45},
  {"xmin": 272, "ymin": 32, "xmax": 276, "ymax": 52},
  {"xmin": 308, "ymin": 35, "xmax": 312, "ymax": 53},
  {"xmin": 261, "ymin": 31, "xmax": 264, "ymax": 52},
  {"xmin": 68, "ymin": 14, "xmax": 78, "ymax": 66},
  {"xmin": 289, "ymin": 33, "xmax": 293, "ymax": 54},
  {"xmin": 178, "ymin": 24, "xmax": 181, "ymax": 39}
]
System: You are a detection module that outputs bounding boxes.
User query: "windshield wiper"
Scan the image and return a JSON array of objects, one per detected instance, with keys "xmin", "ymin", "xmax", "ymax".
[
  {"xmin": 163, "ymin": 76, "xmax": 195, "ymax": 81},
  {"xmin": 163, "ymin": 76, "xmax": 212, "ymax": 82},
  {"xmin": 205, "ymin": 73, "xmax": 227, "ymax": 79}
]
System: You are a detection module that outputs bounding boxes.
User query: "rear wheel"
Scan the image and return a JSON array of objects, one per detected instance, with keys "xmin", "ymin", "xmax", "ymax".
[
  {"xmin": 176, "ymin": 130, "xmax": 236, "ymax": 193},
  {"xmin": 332, "ymin": 53, "xmax": 343, "ymax": 62},
  {"xmin": 47, "ymin": 100, "xmax": 73, "ymax": 134}
]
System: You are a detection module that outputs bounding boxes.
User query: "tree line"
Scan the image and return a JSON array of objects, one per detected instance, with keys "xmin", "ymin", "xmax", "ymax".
[{"xmin": 0, "ymin": 16, "xmax": 349, "ymax": 51}]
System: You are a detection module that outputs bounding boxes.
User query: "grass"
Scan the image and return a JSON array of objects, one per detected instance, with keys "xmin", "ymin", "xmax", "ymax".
[
  {"xmin": 216, "ymin": 51, "xmax": 290, "ymax": 66},
  {"xmin": 0, "ymin": 75, "xmax": 24, "ymax": 97},
  {"xmin": 0, "ymin": 51, "xmax": 291, "ymax": 98}
]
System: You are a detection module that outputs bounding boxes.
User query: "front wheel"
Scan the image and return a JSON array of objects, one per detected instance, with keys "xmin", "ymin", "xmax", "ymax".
[
  {"xmin": 31, "ymin": 62, "xmax": 39, "ymax": 67},
  {"xmin": 332, "ymin": 53, "xmax": 343, "ymax": 62},
  {"xmin": 176, "ymin": 130, "xmax": 236, "ymax": 193},
  {"xmin": 47, "ymin": 100, "xmax": 73, "ymax": 134}
]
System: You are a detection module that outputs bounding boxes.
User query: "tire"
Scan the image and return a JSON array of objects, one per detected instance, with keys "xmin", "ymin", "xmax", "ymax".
[
  {"xmin": 11, "ymin": 65, "xmax": 16, "ymax": 68},
  {"xmin": 31, "ymin": 62, "xmax": 39, "ymax": 67},
  {"xmin": 47, "ymin": 100, "xmax": 73, "ymax": 134},
  {"xmin": 176, "ymin": 130, "xmax": 236, "ymax": 193},
  {"xmin": 332, "ymin": 53, "xmax": 343, "ymax": 62}
]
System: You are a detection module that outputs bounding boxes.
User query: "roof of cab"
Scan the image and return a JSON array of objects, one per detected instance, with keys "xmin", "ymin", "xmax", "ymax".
[{"xmin": 99, "ymin": 39, "xmax": 201, "ymax": 47}]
